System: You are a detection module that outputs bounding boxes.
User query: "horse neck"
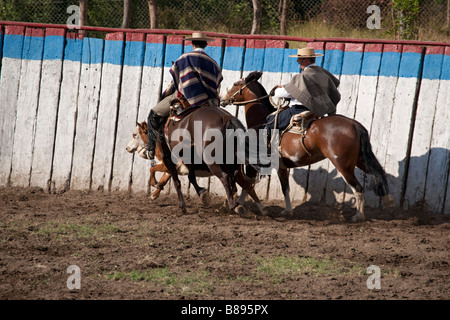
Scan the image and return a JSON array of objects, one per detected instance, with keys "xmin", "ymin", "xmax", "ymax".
[{"xmin": 244, "ymin": 82, "xmax": 274, "ymax": 125}]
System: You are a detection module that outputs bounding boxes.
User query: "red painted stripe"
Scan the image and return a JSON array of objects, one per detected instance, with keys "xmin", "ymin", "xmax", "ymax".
[
  {"xmin": 307, "ymin": 42, "xmax": 324, "ymax": 50},
  {"xmin": 425, "ymin": 46, "xmax": 444, "ymax": 55},
  {"xmin": 4, "ymin": 25, "xmax": 25, "ymax": 35},
  {"xmin": 383, "ymin": 44, "xmax": 402, "ymax": 53},
  {"xmin": 445, "ymin": 46, "xmax": 450, "ymax": 55},
  {"xmin": 25, "ymin": 28, "xmax": 44, "ymax": 37},
  {"xmin": 106, "ymin": 32, "xmax": 124, "ymax": 41},
  {"xmin": 145, "ymin": 34, "xmax": 164, "ymax": 43},
  {"xmin": 344, "ymin": 43, "xmax": 364, "ymax": 52},
  {"xmin": 208, "ymin": 38, "xmax": 224, "ymax": 47},
  {"xmin": 126, "ymin": 32, "xmax": 145, "ymax": 42},
  {"xmin": 265, "ymin": 40, "xmax": 286, "ymax": 48},
  {"xmin": 364, "ymin": 43, "xmax": 383, "ymax": 52},
  {"xmin": 402, "ymin": 45, "xmax": 423, "ymax": 54},
  {"xmin": 245, "ymin": 39, "xmax": 265, "ymax": 49},
  {"xmin": 65, "ymin": 31, "xmax": 84, "ymax": 40},
  {"xmin": 166, "ymin": 35, "xmax": 183, "ymax": 45},
  {"xmin": 326, "ymin": 42, "xmax": 344, "ymax": 51},
  {"xmin": 1, "ymin": 22, "xmax": 449, "ymax": 47},
  {"xmin": 45, "ymin": 28, "xmax": 65, "ymax": 37},
  {"xmin": 225, "ymin": 38, "xmax": 245, "ymax": 47}
]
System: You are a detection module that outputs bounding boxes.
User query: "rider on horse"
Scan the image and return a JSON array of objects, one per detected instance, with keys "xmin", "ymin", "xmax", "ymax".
[
  {"xmin": 144, "ymin": 32, "xmax": 223, "ymax": 165},
  {"xmin": 265, "ymin": 47, "xmax": 340, "ymax": 134}
]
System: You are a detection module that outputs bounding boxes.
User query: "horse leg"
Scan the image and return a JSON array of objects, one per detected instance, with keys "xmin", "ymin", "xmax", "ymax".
[
  {"xmin": 235, "ymin": 170, "xmax": 267, "ymax": 216},
  {"xmin": 277, "ymin": 168, "xmax": 293, "ymax": 216},
  {"xmin": 339, "ymin": 168, "xmax": 365, "ymax": 222},
  {"xmin": 161, "ymin": 145, "xmax": 187, "ymax": 214},
  {"xmin": 187, "ymin": 167, "xmax": 210, "ymax": 205},
  {"xmin": 207, "ymin": 163, "xmax": 237, "ymax": 212}
]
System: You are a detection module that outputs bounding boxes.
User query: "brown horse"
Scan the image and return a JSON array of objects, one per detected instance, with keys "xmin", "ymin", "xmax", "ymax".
[
  {"xmin": 221, "ymin": 71, "xmax": 393, "ymax": 222},
  {"xmin": 161, "ymin": 106, "xmax": 266, "ymax": 216}
]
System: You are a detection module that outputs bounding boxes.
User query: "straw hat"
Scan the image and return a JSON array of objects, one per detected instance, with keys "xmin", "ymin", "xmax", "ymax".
[
  {"xmin": 289, "ymin": 47, "xmax": 324, "ymax": 58},
  {"xmin": 184, "ymin": 32, "xmax": 216, "ymax": 42}
]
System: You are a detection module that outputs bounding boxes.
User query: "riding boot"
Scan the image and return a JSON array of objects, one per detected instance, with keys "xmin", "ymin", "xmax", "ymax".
[{"xmin": 146, "ymin": 109, "xmax": 163, "ymax": 160}]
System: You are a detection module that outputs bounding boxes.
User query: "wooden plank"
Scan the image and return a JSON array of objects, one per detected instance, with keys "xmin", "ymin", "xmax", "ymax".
[
  {"xmin": 111, "ymin": 33, "xmax": 145, "ymax": 191},
  {"xmin": 51, "ymin": 32, "xmax": 84, "ymax": 192},
  {"xmin": 384, "ymin": 45, "xmax": 423, "ymax": 207},
  {"xmin": 30, "ymin": 28, "xmax": 65, "ymax": 191},
  {"xmin": 70, "ymin": 37, "xmax": 104, "ymax": 190},
  {"xmin": 368, "ymin": 44, "xmax": 402, "ymax": 207},
  {"xmin": 404, "ymin": 46, "xmax": 445, "ymax": 208},
  {"xmin": 10, "ymin": 28, "xmax": 45, "ymax": 187},
  {"xmin": 0, "ymin": 25, "xmax": 25, "ymax": 186},
  {"xmin": 162, "ymin": 35, "xmax": 183, "ymax": 91},
  {"xmin": 131, "ymin": 34, "xmax": 165, "ymax": 194},
  {"xmin": 220, "ymin": 38, "xmax": 246, "ymax": 119},
  {"xmin": 424, "ymin": 46, "xmax": 450, "ymax": 213},
  {"xmin": 91, "ymin": 32, "xmax": 125, "ymax": 192}
]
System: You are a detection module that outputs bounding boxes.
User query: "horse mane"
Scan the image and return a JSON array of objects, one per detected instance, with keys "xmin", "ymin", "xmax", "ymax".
[{"xmin": 245, "ymin": 72, "xmax": 276, "ymax": 114}]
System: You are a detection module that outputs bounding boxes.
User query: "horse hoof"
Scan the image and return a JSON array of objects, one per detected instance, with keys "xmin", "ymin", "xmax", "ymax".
[
  {"xmin": 200, "ymin": 191, "xmax": 211, "ymax": 206},
  {"xmin": 351, "ymin": 213, "xmax": 365, "ymax": 223},
  {"xmin": 234, "ymin": 205, "xmax": 251, "ymax": 218},
  {"xmin": 280, "ymin": 209, "xmax": 293, "ymax": 217}
]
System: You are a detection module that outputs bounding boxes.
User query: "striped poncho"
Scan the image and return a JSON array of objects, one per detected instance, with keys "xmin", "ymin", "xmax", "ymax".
[{"xmin": 169, "ymin": 50, "xmax": 223, "ymax": 107}]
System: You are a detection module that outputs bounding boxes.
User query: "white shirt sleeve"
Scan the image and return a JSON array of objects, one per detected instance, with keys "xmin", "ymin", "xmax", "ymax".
[{"xmin": 273, "ymin": 86, "xmax": 302, "ymax": 106}]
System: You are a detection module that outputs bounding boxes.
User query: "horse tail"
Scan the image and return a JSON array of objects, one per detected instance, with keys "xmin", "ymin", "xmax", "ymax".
[
  {"xmin": 225, "ymin": 117, "xmax": 266, "ymax": 172},
  {"xmin": 354, "ymin": 122, "xmax": 389, "ymax": 197}
]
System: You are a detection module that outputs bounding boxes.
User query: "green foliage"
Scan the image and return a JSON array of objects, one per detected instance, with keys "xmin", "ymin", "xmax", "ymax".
[{"xmin": 391, "ymin": 0, "xmax": 420, "ymax": 39}]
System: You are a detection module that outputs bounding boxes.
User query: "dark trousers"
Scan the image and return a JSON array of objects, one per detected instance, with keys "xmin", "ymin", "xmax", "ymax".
[{"xmin": 265, "ymin": 105, "xmax": 309, "ymax": 131}]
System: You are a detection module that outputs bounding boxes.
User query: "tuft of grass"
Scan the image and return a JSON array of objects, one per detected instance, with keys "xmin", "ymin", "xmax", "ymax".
[
  {"xmin": 107, "ymin": 268, "xmax": 213, "ymax": 296},
  {"xmin": 256, "ymin": 255, "xmax": 363, "ymax": 283}
]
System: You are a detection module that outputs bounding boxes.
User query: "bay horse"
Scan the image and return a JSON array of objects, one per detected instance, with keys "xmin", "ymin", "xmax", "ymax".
[
  {"xmin": 161, "ymin": 106, "xmax": 266, "ymax": 216},
  {"xmin": 221, "ymin": 71, "xmax": 392, "ymax": 222}
]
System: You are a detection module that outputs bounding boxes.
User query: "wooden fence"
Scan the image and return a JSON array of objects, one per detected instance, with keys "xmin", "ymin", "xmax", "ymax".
[{"xmin": 0, "ymin": 23, "xmax": 449, "ymax": 214}]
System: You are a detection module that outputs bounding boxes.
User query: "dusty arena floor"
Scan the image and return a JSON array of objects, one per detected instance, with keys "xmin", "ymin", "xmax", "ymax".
[{"xmin": 0, "ymin": 186, "xmax": 448, "ymax": 302}]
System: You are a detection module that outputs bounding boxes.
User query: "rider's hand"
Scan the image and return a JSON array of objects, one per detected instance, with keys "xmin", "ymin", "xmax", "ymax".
[{"xmin": 270, "ymin": 85, "xmax": 281, "ymax": 96}]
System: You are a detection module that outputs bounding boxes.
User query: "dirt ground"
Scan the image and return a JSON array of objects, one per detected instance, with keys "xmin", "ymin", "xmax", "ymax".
[{"xmin": 0, "ymin": 186, "xmax": 449, "ymax": 301}]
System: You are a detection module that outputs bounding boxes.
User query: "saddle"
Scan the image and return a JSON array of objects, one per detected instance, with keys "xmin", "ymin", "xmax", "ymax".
[
  {"xmin": 283, "ymin": 110, "xmax": 318, "ymax": 135},
  {"xmin": 168, "ymin": 97, "xmax": 198, "ymax": 122}
]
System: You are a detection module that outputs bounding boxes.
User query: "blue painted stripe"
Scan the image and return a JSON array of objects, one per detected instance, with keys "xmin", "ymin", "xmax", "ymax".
[
  {"xmin": 164, "ymin": 43, "xmax": 183, "ymax": 67},
  {"xmin": 103, "ymin": 39, "xmax": 125, "ymax": 66},
  {"xmin": 143, "ymin": 42, "xmax": 164, "ymax": 67},
  {"xmin": 379, "ymin": 51, "xmax": 401, "ymax": 78},
  {"xmin": 263, "ymin": 47, "xmax": 285, "ymax": 73},
  {"xmin": 323, "ymin": 49, "xmax": 343, "ymax": 75},
  {"xmin": 399, "ymin": 52, "xmax": 422, "ymax": 78},
  {"xmin": 22, "ymin": 34, "xmax": 44, "ymax": 60},
  {"xmin": 0, "ymin": 31, "xmax": 3, "ymax": 60},
  {"xmin": 422, "ymin": 53, "xmax": 443, "ymax": 80},
  {"xmin": 43, "ymin": 35, "xmax": 65, "ymax": 60},
  {"xmin": 360, "ymin": 51, "xmax": 382, "ymax": 77},
  {"xmin": 123, "ymin": 39, "xmax": 144, "ymax": 67},
  {"xmin": 81, "ymin": 37, "xmax": 104, "ymax": 64},
  {"xmin": 3, "ymin": 34, "xmax": 25, "ymax": 59},
  {"xmin": 243, "ymin": 47, "xmax": 265, "ymax": 72},
  {"xmin": 341, "ymin": 51, "xmax": 363, "ymax": 75},
  {"xmin": 205, "ymin": 46, "xmax": 223, "ymax": 67},
  {"xmin": 63, "ymin": 36, "xmax": 83, "ymax": 62},
  {"xmin": 440, "ymin": 53, "xmax": 450, "ymax": 81},
  {"xmin": 282, "ymin": 49, "xmax": 300, "ymax": 73},
  {"xmin": 222, "ymin": 46, "xmax": 244, "ymax": 71}
]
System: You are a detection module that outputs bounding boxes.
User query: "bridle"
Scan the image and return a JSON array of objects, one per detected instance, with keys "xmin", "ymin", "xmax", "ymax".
[{"xmin": 223, "ymin": 78, "xmax": 269, "ymax": 106}]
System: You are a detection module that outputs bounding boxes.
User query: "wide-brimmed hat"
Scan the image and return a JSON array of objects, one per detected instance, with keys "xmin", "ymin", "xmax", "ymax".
[
  {"xmin": 289, "ymin": 47, "xmax": 324, "ymax": 58},
  {"xmin": 184, "ymin": 32, "xmax": 216, "ymax": 42}
]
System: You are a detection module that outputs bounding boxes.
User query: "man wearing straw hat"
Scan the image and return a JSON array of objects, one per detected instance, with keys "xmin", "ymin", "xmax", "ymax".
[
  {"xmin": 144, "ymin": 32, "xmax": 223, "ymax": 165},
  {"xmin": 265, "ymin": 47, "xmax": 340, "ymax": 133}
]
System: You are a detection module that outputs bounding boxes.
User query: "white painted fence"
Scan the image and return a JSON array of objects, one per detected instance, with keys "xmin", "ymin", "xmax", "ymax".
[{"xmin": 0, "ymin": 24, "xmax": 449, "ymax": 214}]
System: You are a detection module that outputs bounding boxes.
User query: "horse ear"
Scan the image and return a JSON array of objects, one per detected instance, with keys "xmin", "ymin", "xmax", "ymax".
[{"xmin": 245, "ymin": 71, "xmax": 262, "ymax": 84}]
